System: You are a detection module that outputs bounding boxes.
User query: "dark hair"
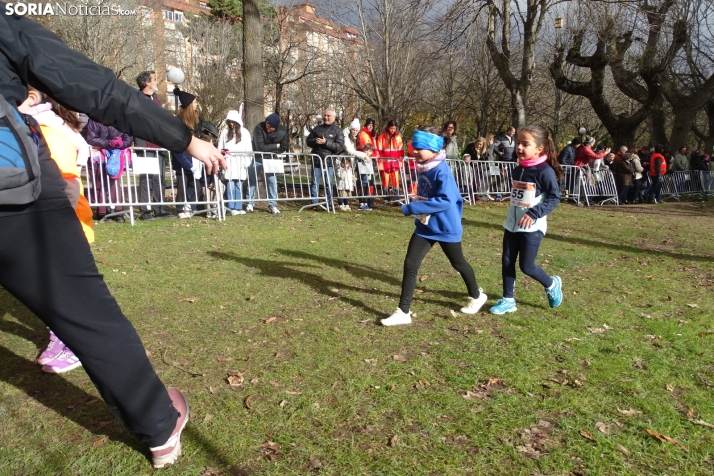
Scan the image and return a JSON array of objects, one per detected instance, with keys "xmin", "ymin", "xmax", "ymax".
[
  {"xmin": 417, "ymin": 124, "xmax": 450, "ymax": 148},
  {"xmin": 136, "ymin": 71, "xmax": 155, "ymax": 90},
  {"xmin": 519, "ymin": 124, "xmax": 562, "ymax": 180},
  {"xmin": 226, "ymin": 119, "xmax": 242, "ymax": 144},
  {"xmin": 442, "ymin": 120, "xmax": 457, "ymax": 135},
  {"xmin": 654, "ymin": 143, "xmax": 664, "ymax": 153},
  {"xmin": 47, "ymin": 97, "xmax": 82, "ymax": 133}
]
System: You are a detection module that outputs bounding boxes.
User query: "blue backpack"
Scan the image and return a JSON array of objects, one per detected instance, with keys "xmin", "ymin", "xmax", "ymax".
[{"xmin": 0, "ymin": 94, "xmax": 41, "ymax": 204}]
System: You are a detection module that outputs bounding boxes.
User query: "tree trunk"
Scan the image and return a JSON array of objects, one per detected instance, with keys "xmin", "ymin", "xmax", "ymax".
[
  {"xmin": 243, "ymin": 0, "xmax": 264, "ymax": 130},
  {"xmin": 512, "ymin": 88, "xmax": 526, "ymax": 130},
  {"xmin": 650, "ymin": 94, "xmax": 668, "ymax": 146}
]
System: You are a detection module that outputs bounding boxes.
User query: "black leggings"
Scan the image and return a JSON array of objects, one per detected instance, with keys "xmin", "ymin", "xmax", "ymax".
[
  {"xmin": 0, "ymin": 204, "xmax": 176, "ymax": 447},
  {"xmin": 501, "ymin": 229, "xmax": 553, "ymax": 298},
  {"xmin": 399, "ymin": 234, "xmax": 480, "ymax": 313}
]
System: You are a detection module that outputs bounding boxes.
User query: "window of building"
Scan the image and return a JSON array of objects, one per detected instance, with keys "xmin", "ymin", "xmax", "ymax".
[{"xmin": 163, "ymin": 10, "xmax": 184, "ymax": 24}]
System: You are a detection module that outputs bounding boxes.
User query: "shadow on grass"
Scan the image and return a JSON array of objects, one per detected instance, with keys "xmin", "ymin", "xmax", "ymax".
[
  {"xmin": 208, "ymin": 251, "xmax": 466, "ymax": 317},
  {"xmin": 0, "ymin": 345, "xmax": 144, "ymax": 453},
  {"xmin": 462, "ymin": 218, "xmax": 714, "ymax": 263}
]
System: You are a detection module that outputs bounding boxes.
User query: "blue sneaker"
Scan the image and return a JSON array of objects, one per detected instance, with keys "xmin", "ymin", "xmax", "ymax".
[
  {"xmin": 489, "ymin": 298, "xmax": 517, "ymax": 315},
  {"xmin": 546, "ymin": 276, "xmax": 563, "ymax": 308}
]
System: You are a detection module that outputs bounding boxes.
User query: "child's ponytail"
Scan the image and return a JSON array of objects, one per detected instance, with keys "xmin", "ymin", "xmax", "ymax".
[{"xmin": 544, "ymin": 136, "xmax": 563, "ymax": 180}]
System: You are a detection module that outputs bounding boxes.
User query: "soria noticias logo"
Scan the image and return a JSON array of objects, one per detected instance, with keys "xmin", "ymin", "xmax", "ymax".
[{"xmin": 5, "ymin": 2, "xmax": 136, "ymax": 16}]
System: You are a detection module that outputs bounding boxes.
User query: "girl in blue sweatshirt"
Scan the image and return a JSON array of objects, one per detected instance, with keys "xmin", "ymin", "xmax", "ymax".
[
  {"xmin": 489, "ymin": 125, "xmax": 564, "ymax": 315},
  {"xmin": 381, "ymin": 125, "xmax": 487, "ymax": 326}
]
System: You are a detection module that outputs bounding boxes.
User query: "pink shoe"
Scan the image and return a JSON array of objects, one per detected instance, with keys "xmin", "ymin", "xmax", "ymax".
[
  {"xmin": 150, "ymin": 388, "xmax": 189, "ymax": 468},
  {"xmin": 37, "ymin": 330, "xmax": 65, "ymax": 365},
  {"xmin": 41, "ymin": 347, "xmax": 82, "ymax": 374}
]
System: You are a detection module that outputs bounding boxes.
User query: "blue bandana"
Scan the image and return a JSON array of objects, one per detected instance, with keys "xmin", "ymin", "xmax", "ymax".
[{"xmin": 411, "ymin": 130, "xmax": 444, "ymax": 153}]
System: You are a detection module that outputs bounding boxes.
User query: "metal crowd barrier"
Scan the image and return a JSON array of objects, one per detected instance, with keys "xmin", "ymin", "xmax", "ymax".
[
  {"xmin": 660, "ymin": 170, "xmax": 706, "ymax": 201},
  {"xmin": 559, "ymin": 165, "xmax": 583, "ymax": 206},
  {"xmin": 223, "ymin": 152, "xmax": 335, "ymax": 213},
  {"xmin": 83, "ymin": 147, "xmax": 224, "ymax": 224},
  {"xmin": 87, "ymin": 149, "xmax": 709, "ymax": 224},
  {"xmin": 579, "ymin": 165, "xmax": 619, "ymax": 206}
]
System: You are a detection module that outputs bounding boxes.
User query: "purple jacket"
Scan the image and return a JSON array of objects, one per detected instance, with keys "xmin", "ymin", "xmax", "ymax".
[{"xmin": 83, "ymin": 119, "xmax": 132, "ymax": 150}]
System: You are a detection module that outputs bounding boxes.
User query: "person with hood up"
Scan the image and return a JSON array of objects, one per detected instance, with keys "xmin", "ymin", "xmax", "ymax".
[
  {"xmin": 219, "ymin": 109, "xmax": 253, "ymax": 215},
  {"xmin": 343, "ymin": 118, "xmax": 374, "ymax": 210}
]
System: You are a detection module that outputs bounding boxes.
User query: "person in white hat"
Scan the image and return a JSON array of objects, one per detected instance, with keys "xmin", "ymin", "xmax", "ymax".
[
  {"xmin": 218, "ymin": 110, "xmax": 253, "ymax": 215},
  {"xmin": 343, "ymin": 118, "xmax": 374, "ymax": 211}
]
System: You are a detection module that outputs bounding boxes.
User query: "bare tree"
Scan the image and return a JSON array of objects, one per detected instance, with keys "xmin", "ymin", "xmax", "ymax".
[
  {"xmin": 36, "ymin": 0, "xmax": 161, "ymax": 81},
  {"xmin": 328, "ymin": 0, "xmax": 436, "ymax": 129},
  {"xmin": 180, "ymin": 16, "xmax": 243, "ymax": 127}
]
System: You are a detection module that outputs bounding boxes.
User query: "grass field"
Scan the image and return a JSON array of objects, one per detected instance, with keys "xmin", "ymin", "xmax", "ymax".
[{"xmin": 1, "ymin": 200, "xmax": 713, "ymax": 475}]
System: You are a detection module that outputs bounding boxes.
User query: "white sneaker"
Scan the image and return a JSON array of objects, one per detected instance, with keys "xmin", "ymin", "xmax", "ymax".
[
  {"xmin": 178, "ymin": 212, "xmax": 191, "ymax": 219},
  {"xmin": 268, "ymin": 205, "xmax": 280, "ymax": 214},
  {"xmin": 460, "ymin": 292, "xmax": 488, "ymax": 314},
  {"xmin": 246, "ymin": 204, "xmax": 254, "ymax": 213},
  {"xmin": 230, "ymin": 209, "xmax": 246, "ymax": 216},
  {"xmin": 381, "ymin": 308, "xmax": 412, "ymax": 326}
]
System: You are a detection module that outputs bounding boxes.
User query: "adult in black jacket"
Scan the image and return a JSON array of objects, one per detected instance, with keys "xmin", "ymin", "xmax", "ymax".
[
  {"xmin": 557, "ymin": 137, "xmax": 581, "ymax": 166},
  {"xmin": 248, "ymin": 113, "xmax": 288, "ymax": 214},
  {"xmin": 494, "ymin": 126, "xmax": 517, "ymax": 162},
  {"xmin": 0, "ymin": 9, "xmax": 225, "ymax": 468},
  {"xmin": 306, "ymin": 109, "xmax": 344, "ymax": 206}
]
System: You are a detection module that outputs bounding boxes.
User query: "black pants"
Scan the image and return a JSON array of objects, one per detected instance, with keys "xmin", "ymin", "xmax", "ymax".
[
  {"xmin": 136, "ymin": 150, "xmax": 167, "ymax": 214},
  {"xmin": 399, "ymin": 234, "xmax": 480, "ymax": 313},
  {"xmin": 0, "ymin": 205, "xmax": 176, "ymax": 447},
  {"xmin": 502, "ymin": 230, "xmax": 552, "ymax": 298}
]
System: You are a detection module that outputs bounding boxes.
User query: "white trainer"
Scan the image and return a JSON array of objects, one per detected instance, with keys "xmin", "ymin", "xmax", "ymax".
[
  {"xmin": 460, "ymin": 292, "xmax": 488, "ymax": 314},
  {"xmin": 246, "ymin": 204, "xmax": 254, "ymax": 212},
  {"xmin": 177, "ymin": 212, "xmax": 191, "ymax": 219},
  {"xmin": 381, "ymin": 308, "xmax": 412, "ymax": 326}
]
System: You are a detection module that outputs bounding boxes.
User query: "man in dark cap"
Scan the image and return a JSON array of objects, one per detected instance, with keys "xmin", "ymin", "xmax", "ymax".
[
  {"xmin": 249, "ymin": 113, "xmax": 288, "ymax": 214},
  {"xmin": 557, "ymin": 137, "xmax": 582, "ymax": 166},
  {"xmin": 0, "ymin": 9, "xmax": 225, "ymax": 468}
]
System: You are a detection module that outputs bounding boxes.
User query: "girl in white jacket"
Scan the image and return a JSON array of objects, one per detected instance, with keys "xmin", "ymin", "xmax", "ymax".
[{"xmin": 218, "ymin": 110, "xmax": 253, "ymax": 215}]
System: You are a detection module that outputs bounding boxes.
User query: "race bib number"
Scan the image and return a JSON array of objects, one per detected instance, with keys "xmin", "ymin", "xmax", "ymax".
[{"xmin": 510, "ymin": 180, "xmax": 537, "ymax": 208}]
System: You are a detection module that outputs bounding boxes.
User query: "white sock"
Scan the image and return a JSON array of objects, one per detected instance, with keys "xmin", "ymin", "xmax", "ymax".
[{"xmin": 546, "ymin": 281, "xmax": 555, "ymax": 290}]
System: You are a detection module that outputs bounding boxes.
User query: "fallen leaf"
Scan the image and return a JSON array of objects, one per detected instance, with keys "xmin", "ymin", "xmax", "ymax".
[
  {"xmin": 665, "ymin": 384, "xmax": 674, "ymax": 392},
  {"xmin": 392, "ymin": 354, "xmax": 406, "ymax": 361},
  {"xmin": 450, "ymin": 309, "xmax": 458, "ymax": 317},
  {"xmin": 587, "ymin": 327, "xmax": 606, "ymax": 334},
  {"xmin": 687, "ymin": 303, "xmax": 699, "ymax": 308},
  {"xmin": 262, "ymin": 317, "xmax": 277, "ymax": 324},
  {"xmin": 616, "ymin": 444, "xmax": 630, "ymax": 456},
  {"xmin": 618, "ymin": 408, "xmax": 643, "ymax": 416},
  {"xmin": 633, "ymin": 358, "xmax": 645, "ymax": 369},
  {"xmin": 689, "ymin": 419, "xmax": 714, "ymax": 429},
  {"xmin": 244, "ymin": 395, "xmax": 253, "ymax": 409},
  {"xmin": 279, "ymin": 400, "xmax": 288, "ymax": 408},
  {"xmin": 270, "ymin": 381, "xmax": 283, "ymax": 387},
  {"xmin": 208, "ymin": 386, "xmax": 218, "ymax": 394},
  {"xmin": 92, "ymin": 436, "xmax": 109, "ymax": 447},
  {"xmin": 307, "ymin": 456, "xmax": 323, "ymax": 470},
  {"xmin": 285, "ymin": 391, "xmax": 301, "ymax": 395},
  {"xmin": 646, "ymin": 429, "xmax": 689, "ymax": 452},
  {"xmin": 686, "ymin": 408, "xmax": 695, "ymax": 418},
  {"xmin": 179, "ymin": 297, "xmax": 197, "ymax": 303},
  {"xmin": 246, "ymin": 296, "xmax": 255, "ymax": 302},
  {"xmin": 564, "ymin": 338, "xmax": 582, "ymax": 342},
  {"xmin": 579, "ymin": 429, "xmax": 596, "ymax": 442},
  {"xmin": 364, "ymin": 358, "xmax": 377, "ymax": 364},
  {"xmin": 389, "ymin": 435, "xmax": 399, "ymax": 447},
  {"xmin": 595, "ymin": 422, "xmax": 608, "ymax": 434},
  {"xmin": 420, "ymin": 275, "xmax": 428, "ymax": 282}
]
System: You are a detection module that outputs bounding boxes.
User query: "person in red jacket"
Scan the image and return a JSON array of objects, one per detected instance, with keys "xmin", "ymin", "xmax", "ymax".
[
  {"xmin": 647, "ymin": 144, "xmax": 666, "ymax": 204},
  {"xmin": 375, "ymin": 120, "xmax": 405, "ymax": 197},
  {"xmin": 574, "ymin": 136, "xmax": 611, "ymax": 169}
]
